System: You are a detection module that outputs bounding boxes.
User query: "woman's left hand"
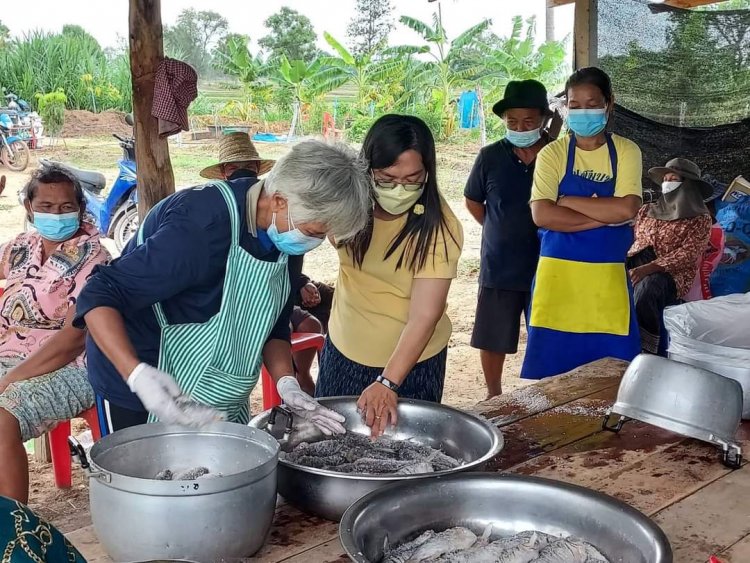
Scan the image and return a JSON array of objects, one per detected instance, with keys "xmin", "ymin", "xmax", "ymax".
[
  {"xmin": 300, "ymin": 283, "xmax": 321, "ymax": 307},
  {"xmin": 357, "ymin": 382, "xmax": 398, "ymax": 438},
  {"xmin": 629, "ymin": 263, "xmax": 662, "ymax": 285}
]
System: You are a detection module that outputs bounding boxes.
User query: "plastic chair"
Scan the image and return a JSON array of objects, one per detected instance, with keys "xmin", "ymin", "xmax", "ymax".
[
  {"xmin": 49, "ymin": 406, "xmax": 101, "ymax": 488},
  {"xmin": 261, "ymin": 332, "xmax": 325, "ymax": 410}
]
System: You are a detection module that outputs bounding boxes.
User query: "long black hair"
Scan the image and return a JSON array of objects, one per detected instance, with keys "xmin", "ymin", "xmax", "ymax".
[{"xmin": 346, "ymin": 114, "xmax": 457, "ymax": 271}]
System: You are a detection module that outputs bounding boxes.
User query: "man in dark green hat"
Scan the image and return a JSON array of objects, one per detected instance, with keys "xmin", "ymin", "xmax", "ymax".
[{"xmin": 464, "ymin": 80, "xmax": 552, "ymax": 397}]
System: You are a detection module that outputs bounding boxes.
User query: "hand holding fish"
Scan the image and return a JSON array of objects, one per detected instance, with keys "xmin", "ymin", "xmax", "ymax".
[{"xmin": 357, "ymin": 381, "xmax": 398, "ymax": 438}]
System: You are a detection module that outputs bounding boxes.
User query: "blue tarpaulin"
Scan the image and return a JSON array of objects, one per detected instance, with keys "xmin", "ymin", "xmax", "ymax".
[
  {"xmin": 252, "ymin": 133, "xmax": 290, "ymax": 143},
  {"xmin": 458, "ymin": 90, "xmax": 480, "ymax": 129}
]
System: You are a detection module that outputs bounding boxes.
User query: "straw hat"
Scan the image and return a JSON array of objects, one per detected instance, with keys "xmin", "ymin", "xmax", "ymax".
[{"xmin": 199, "ymin": 132, "xmax": 275, "ymax": 179}]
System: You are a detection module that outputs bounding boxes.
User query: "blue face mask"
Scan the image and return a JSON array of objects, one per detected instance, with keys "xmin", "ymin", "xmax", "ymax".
[
  {"xmin": 566, "ymin": 108, "xmax": 608, "ymax": 138},
  {"xmin": 32, "ymin": 211, "xmax": 80, "ymax": 242},
  {"xmin": 506, "ymin": 127, "xmax": 542, "ymax": 148},
  {"xmin": 267, "ymin": 210, "xmax": 324, "ymax": 255}
]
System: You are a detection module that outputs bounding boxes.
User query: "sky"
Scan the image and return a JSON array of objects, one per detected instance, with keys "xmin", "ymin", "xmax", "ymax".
[{"xmin": 2, "ymin": 0, "xmax": 575, "ymax": 53}]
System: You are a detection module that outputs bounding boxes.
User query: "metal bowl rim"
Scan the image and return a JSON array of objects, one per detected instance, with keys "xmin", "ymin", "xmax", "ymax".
[
  {"xmin": 338, "ymin": 472, "xmax": 673, "ymax": 561},
  {"xmin": 88, "ymin": 421, "xmax": 280, "ymax": 488},
  {"xmin": 609, "ymin": 403, "xmax": 740, "ymax": 449},
  {"xmin": 250, "ymin": 396, "xmax": 504, "ymax": 481}
]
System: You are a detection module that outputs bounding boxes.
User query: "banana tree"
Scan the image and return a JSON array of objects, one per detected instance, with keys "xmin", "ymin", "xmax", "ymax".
[
  {"xmin": 273, "ymin": 55, "xmax": 322, "ymax": 138},
  {"xmin": 470, "ymin": 16, "xmax": 569, "ymax": 104},
  {"xmin": 394, "ymin": 12, "xmax": 491, "ymax": 137},
  {"xmin": 214, "ymin": 35, "xmax": 273, "ymax": 123},
  {"xmin": 315, "ymin": 32, "xmax": 403, "ymax": 111}
]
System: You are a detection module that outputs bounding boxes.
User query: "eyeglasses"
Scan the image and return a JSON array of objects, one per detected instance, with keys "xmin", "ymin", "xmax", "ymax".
[{"xmin": 373, "ymin": 172, "xmax": 428, "ymax": 192}]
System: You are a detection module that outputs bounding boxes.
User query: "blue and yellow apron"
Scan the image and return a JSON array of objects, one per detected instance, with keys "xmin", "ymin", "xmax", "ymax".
[{"xmin": 521, "ymin": 134, "xmax": 640, "ymax": 379}]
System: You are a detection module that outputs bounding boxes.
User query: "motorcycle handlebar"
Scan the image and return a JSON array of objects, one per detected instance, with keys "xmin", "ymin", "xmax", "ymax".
[{"xmin": 112, "ymin": 133, "xmax": 134, "ymax": 145}]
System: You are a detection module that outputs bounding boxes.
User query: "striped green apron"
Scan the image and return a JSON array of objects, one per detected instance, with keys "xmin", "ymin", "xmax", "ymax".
[{"xmin": 138, "ymin": 181, "xmax": 290, "ymax": 424}]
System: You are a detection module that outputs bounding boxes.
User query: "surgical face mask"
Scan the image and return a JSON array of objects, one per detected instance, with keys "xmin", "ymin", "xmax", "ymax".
[
  {"xmin": 566, "ymin": 108, "xmax": 608, "ymax": 138},
  {"xmin": 373, "ymin": 176, "xmax": 426, "ymax": 216},
  {"xmin": 661, "ymin": 181, "xmax": 682, "ymax": 194},
  {"xmin": 267, "ymin": 209, "xmax": 324, "ymax": 255},
  {"xmin": 506, "ymin": 127, "xmax": 542, "ymax": 148},
  {"xmin": 32, "ymin": 211, "xmax": 80, "ymax": 242}
]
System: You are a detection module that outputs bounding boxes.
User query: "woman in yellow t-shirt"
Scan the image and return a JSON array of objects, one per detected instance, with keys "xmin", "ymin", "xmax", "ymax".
[
  {"xmin": 316, "ymin": 115, "xmax": 464, "ymax": 436},
  {"xmin": 523, "ymin": 67, "xmax": 642, "ymax": 379}
]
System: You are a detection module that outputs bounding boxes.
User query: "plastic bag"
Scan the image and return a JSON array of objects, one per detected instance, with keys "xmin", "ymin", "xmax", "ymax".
[
  {"xmin": 710, "ymin": 199, "xmax": 750, "ymax": 296},
  {"xmin": 664, "ymin": 293, "xmax": 750, "ymax": 350}
]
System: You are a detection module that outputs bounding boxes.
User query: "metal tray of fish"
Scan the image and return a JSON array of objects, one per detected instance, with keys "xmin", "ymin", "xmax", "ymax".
[
  {"xmin": 339, "ymin": 473, "xmax": 673, "ymax": 562},
  {"xmin": 249, "ymin": 397, "xmax": 504, "ymax": 521}
]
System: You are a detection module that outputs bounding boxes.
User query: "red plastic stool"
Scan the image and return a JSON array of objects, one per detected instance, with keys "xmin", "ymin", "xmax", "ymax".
[
  {"xmin": 261, "ymin": 332, "xmax": 325, "ymax": 410},
  {"xmin": 49, "ymin": 406, "xmax": 102, "ymax": 488}
]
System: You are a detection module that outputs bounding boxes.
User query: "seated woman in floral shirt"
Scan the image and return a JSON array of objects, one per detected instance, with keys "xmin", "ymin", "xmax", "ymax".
[
  {"xmin": 627, "ymin": 158, "xmax": 713, "ymax": 355},
  {"xmin": 0, "ymin": 165, "xmax": 109, "ymax": 503}
]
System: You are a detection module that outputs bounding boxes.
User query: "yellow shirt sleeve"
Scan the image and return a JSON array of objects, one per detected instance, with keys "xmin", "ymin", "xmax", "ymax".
[
  {"xmin": 531, "ymin": 139, "xmax": 566, "ymax": 202},
  {"xmin": 613, "ymin": 136, "xmax": 643, "ymax": 199},
  {"xmin": 414, "ymin": 202, "xmax": 464, "ymax": 279}
]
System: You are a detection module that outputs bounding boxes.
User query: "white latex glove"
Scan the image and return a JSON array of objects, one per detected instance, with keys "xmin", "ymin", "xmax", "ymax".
[
  {"xmin": 127, "ymin": 363, "xmax": 194, "ymax": 425},
  {"xmin": 276, "ymin": 375, "xmax": 346, "ymax": 436}
]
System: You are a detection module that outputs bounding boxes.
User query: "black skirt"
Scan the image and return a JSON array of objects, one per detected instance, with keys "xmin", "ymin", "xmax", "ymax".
[{"xmin": 314, "ymin": 338, "xmax": 447, "ymax": 402}]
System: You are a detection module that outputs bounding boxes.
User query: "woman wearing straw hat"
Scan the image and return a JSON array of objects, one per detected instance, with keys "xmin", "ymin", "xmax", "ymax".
[
  {"xmin": 73, "ymin": 134, "xmax": 372, "ymax": 435},
  {"xmin": 627, "ymin": 158, "xmax": 713, "ymax": 355}
]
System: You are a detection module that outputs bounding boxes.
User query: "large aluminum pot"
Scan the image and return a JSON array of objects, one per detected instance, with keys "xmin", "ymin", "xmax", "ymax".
[
  {"xmin": 340, "ymin": 473, "xmax": 673, "ymax": 563},
  {"xmin": 75, "ymin": 422, "xmax": 279, "ymax": 562},
  {"xmin": 249, "ymin": 397, "xmax": 504, "ymax": 521},
  {"xmin": 670, "ymin": 346, "xmax": 750, "ymax": 419},
  {"xmin": 603, "ymin": 354, "xmax": 743, "ymax": 468}
]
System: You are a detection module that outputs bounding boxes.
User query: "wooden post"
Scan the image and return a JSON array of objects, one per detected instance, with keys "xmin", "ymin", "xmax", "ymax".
[
  {"xmin": 33, "ymin": 435, "xmax": 51, "ymax": 463},
  {"xmin": 129, "ymin": 0, "xmax": 175, "ymax": 219},
  {"xmin": 574, "ymin": 0, "xmax": 598, "ymax": 70},
  {"xmin": 476, "ymin": 86, "xmax": 487, "ymax": 148}
]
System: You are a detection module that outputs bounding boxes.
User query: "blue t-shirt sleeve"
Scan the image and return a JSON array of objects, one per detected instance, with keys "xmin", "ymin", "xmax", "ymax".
[
  {"xmin": 74, "ymin": 204, "xmax": 213, "ymax": 328},
  {"xmin": 464, "ymin": 151, "xmax": 487, "ymax": 203}
]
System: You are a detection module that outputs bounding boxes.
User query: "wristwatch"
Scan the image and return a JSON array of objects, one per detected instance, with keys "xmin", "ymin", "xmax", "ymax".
[{"xmin": 376, "ymin": 375, "xmax": 400, "ymax": 393}]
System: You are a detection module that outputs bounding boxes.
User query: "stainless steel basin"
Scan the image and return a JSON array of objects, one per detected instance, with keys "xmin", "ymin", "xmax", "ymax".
[
  {"xmin": 80, "ymin": 422, "xmax": 279, "ymax": 562},
  {"xmin": 250, "ymin": 397, "xmax": 504, "ymax": 521},
  {"xmin": 339, "ymin": 473, "xmax": 673, "ymax": 562},
  {"xmin": 603, "ymin": 354, "xmax": 743, "ymax": 468},
  {"xmin": 670, "ymin": 348, "xmax": 750, "ymax": 419}
]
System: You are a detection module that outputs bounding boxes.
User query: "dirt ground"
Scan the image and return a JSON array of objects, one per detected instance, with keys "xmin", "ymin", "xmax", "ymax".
[
  {"xmin": 0, "ymin": 134, "xmax": 532, "ymax": 529},
  {"xmin": 61, "ymin": 110, "xmax": 133, "ymax": 138}
]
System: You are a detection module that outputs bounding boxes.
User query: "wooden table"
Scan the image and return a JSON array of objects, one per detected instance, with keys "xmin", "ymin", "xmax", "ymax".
[{"xmin": 67, "ymin": 358, "xmax": 750, "ymax": 562}]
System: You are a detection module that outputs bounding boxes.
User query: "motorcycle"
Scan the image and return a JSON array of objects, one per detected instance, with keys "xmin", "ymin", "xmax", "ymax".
[
  {"xmin": 0, "ymin": 113, "xmax": 31, "ymax": 171},
  {"xmin": 32, "ymin": 115, "xmax": 139, "ymax": 251}
]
